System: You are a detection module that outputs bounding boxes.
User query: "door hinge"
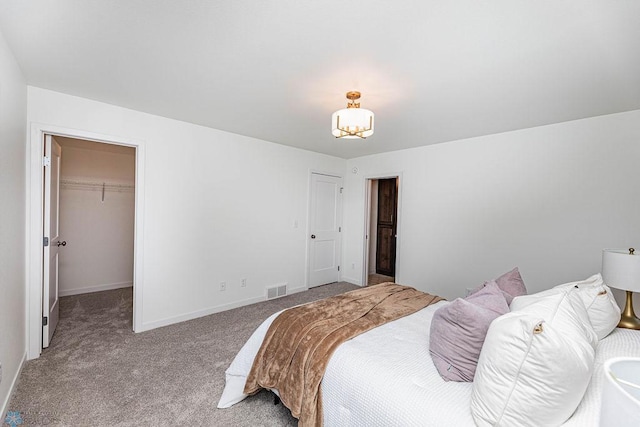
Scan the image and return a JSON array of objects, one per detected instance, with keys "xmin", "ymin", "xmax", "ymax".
[
  {"xmin": 43, "ymin": 156, "xmax": 51, "ymax": 167},
  {"xmin": 42, "ymin": 316, "xmax": 48, "ymax": 326},
  {"xmin": 43, "ymin": 237, "xmax": 49, "ymax": 247},
  {"xmin": 339, "ymin": 226, "xmax": 341, "ymax": 232},
  {"xmin": 337, "ymin": 265, "xmax": 340, "ymax": 271},
  {"xmin": 340, "ymin": 187, "xmax": 343, "ymax": 194}
]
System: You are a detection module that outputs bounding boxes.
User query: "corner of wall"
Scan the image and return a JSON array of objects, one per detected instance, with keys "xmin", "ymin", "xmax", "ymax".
[{"xmin": 0, "ymin": 25, "xmax": 28, "ymax": 419}]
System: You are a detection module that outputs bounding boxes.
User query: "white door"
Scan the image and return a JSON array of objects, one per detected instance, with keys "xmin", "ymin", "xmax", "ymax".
[
  {"xmin": 309, "ymin": 173, "xmax": 342, "ymax": 287},
  {"xmin": 43, "ymin": 135, "xmax": 62, "ymax": 348}
]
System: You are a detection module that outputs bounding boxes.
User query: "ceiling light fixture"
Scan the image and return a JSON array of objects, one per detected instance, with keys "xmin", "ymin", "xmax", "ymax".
[{"xmin": 331, "ymin": 91, "xmax": 374, "ymax": 139}]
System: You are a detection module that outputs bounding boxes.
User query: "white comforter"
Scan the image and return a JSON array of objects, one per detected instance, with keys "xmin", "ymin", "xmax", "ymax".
[{"xmin": 218, "ymin": 301, "xmax": 640, "ymax": 426}]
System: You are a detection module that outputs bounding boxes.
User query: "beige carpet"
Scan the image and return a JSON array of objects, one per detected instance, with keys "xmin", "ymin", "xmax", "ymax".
[{"xmin": 6, "ymin": 282, "xmax": 357, "ymax": 426}]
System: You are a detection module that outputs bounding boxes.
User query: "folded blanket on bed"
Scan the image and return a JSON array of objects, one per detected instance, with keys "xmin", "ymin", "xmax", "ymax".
[{"xmin": 243, "ymin": 282, "xmax": 443, "ymax": 426}]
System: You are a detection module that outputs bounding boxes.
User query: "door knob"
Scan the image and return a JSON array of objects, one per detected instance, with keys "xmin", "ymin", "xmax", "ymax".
[
  {"xmin": 57, "ymin": 241, "xmax": 67, "ymax": 247},
  {"xmin": 311, "ymin": 235, "xmax": 316, "ymax": 239}
]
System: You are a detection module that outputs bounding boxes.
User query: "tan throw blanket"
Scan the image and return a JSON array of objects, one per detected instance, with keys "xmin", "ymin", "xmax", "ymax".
[{"xmin": 243, "ymin": 282, "xmax": 443, "ymax": 426}]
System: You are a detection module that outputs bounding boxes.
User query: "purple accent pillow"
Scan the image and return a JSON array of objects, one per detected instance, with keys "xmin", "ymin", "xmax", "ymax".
[
  {"xmin": 472, "ymin": 267, "xmax": 528, "ymax": 305},
  {"xmin": 429, "ymin": 281, "xmax": 510, "ymax": 382}
]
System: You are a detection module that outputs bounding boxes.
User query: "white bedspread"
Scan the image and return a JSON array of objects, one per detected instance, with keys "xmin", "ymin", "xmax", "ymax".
[{"xmin": 218, "ymin": 301, "xmax": 640, "ymax": 426}]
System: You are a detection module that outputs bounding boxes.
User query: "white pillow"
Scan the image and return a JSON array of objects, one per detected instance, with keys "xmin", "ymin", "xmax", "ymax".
[
  {"xmin": 471, "ymin": 292, "xmax": 596, "ymax": 427},
  {"xmin": 510, "ymin": 287, "xmax": 598, "ymax": 348},
  {"xmin": 553, "ymin": 274, "xmax": 620, "ymax": 340}
]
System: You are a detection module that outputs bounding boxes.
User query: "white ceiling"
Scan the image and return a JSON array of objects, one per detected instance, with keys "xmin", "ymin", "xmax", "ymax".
[{"xmin": 1, "ymin": 1, "xmax": 639, "ymax": 159}]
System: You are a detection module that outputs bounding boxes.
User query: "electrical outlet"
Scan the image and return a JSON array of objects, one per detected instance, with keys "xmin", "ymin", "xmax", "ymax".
[
  {"xmin": 220, "ymin": 282, "xmax": 226, "ymax": 291},
  {"xmin": 241, "ymin": 278, "xmax": 247, "ymax": 287}
]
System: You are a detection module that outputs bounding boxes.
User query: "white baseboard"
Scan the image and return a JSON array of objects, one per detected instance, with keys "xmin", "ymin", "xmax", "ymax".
[
  {"xmin": 340, "ymin": 276, "xmax": 362, "ymax": 286},
  {"xmin": 139, "ymin": 294, "xmax": 266, "ymax": 332},
  {"xmin": 287, "ymin": 285, "xmax": 307, "ymax": 295},
  {"xmin": 1, "ymin": 351, "xmax": 26, "ymax": 420},
  {"xmin": 59, "ymin": 281, "xmax": 133, "ymax": 297},
  {"xmin": 140, "ymin": 285, "xmax": 311, "ymax": 333}
]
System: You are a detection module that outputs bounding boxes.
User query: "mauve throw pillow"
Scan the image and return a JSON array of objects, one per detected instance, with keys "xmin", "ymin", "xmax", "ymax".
[
  {"xmin": 429, "ymin": 281, "xmax": 510, "ymax": 382},
  {"xmin": 495, "ymin": 267, "xmax": 527, "ymax": 303},
  {"xmin": 472, "ymin": 267, "xmax": 528, "ymax": 305}
]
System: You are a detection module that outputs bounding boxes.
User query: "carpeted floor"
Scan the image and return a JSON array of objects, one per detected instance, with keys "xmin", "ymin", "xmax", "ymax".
[{"xmin": 7, "ymin": 282, "xmax": 358, "ymax": 426}]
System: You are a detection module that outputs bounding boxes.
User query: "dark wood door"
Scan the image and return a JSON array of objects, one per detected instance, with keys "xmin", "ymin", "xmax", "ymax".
[{"xmin": 376, "ymin": 178, "xmax": 397, "ymax": 276}]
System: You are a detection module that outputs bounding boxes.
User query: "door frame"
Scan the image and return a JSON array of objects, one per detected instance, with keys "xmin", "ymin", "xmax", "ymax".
[
  {"xmin": 374, "ymin": 178, "xmax": 398, "ymax": 277},
  {"xmin": 305, "ymin": 170, "xmax": 344, "ymax": 289},
  {"xmin": 26, "ymin": 123, "xmax": 146, "ymax": 360},
  {"xmin": 362, "ymin": 173, "xmax": 403, "ymax": 286}
]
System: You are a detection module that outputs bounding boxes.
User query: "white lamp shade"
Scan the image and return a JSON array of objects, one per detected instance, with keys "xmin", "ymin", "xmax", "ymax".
[
  {"xmin": 599, "ymin": 357, "xmax": 640, "ymax": 427},
  {"xmin": 602, "ymin": 249, "xmax": 640, "ymax": 292},
  {"xmin": 331, "ymin": 108, "xmax": 374, "ymax": 139}
]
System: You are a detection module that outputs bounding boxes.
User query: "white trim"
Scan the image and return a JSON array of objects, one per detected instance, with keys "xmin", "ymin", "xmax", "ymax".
[
  {"xmin": 139, "ymin": 285, "xmax": 309, "ymax": 332},
  {"xmin": 340, "ymin": 276, "xmax": 363, "ymax": 286},
  {"xmin": 306, "ymin": 170, "xmax": 344, "ymax": 288},
  {"xmin": 1, "ymin": 352, "xmax": 26, "ymax": 418},
  {"xmin": 305, "ymin": 169, "xmax": 344, "ymax": 288},
  {"xmin": 308, "ymin": 169, "xmax": 343, "ymax": 179},
  {"xmin": 361, "ymin": 172, "xmax": 404, "ymax": 286},
  {"xmin": 139, "ymin": 297, "xmax": 259, "ymax": 331},
  {"xmin": 59, "ymin": 281, "xmax": 133, "ymax": 297},
  {"xmin": 395, "ymin": 174, "xmax": 404, "ymax": 283},
  {"xmin": 362, "ymin": 179, "xmax": 372, "ymax": 285},
  {"xmin": 287, "ymin": 285, "xmax": 307, "ymax": 295},
  {"xmin": 26, "ymin": 123, "xmax": 146, "ymax": 360}
]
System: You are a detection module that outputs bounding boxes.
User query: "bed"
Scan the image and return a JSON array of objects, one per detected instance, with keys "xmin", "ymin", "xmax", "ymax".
[{"xmin": 218, "ymin": 297, "xmax": 640, "ymax": 426}]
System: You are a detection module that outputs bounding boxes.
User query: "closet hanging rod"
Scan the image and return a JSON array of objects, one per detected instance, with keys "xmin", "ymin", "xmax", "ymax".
[{"xmin": 60, "ymin": 179, "xmax": 135, "ymax": 192}]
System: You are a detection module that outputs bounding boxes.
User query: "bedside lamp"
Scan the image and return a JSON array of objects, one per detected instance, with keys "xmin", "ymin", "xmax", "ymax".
[{"xmin": 602, "ymin": 248, "xmax": 640, "ymax": 330}]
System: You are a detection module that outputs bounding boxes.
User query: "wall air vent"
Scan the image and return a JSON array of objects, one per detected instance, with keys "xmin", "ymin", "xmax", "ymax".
[{"xmin": 266, "ymin": 283, "xmax": 288, "ymax": 300}]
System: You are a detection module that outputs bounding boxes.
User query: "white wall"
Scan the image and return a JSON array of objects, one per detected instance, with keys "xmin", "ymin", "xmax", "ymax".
[
  {"xmin": 27, "ymin": 87, "xmax": 345, "ymax": 331},
  {"xmin": 0, "ymin": 28, "xmax": 26, "ymax": 415},
  {"xmin": 58, "ymin": 137, "xmax": 135, "ymax": 296},
  {"xmin": 344, "ymin": 110, "xmax": 640, "ymax": 311},
  {"xmin": 26, "ymin": 86, "xmax": 640, "ymax": 344}
]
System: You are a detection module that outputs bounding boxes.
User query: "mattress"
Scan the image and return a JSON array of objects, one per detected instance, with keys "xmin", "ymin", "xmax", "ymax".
[{"xmin": 218, "ymin": 300, "xmax": 640, "ymax": 426}]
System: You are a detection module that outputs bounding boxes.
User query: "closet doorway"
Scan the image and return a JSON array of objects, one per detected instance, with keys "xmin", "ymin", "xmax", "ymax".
[
  {"xmin": 28, "ymin": 123, "xmax": 145, "ymax": 359},
  {"xmin": 43, "ymin": 135, "xmax": 136, "ymax": 347},
  {"xmin": 364, "ymin": 176, "xmax": 399, "ymax": 286}
]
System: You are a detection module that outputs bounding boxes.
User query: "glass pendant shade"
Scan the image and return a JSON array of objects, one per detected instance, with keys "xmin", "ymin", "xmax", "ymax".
[
  {"xmin": 331, "ymin": 91, "xmax": 374, "ymax": 139},
  {"xmin": 331, "ymin": 108, "xmax": 374, "ymax": 139}
]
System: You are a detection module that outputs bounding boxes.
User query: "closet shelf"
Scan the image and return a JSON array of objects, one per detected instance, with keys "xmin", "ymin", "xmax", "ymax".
[{"xmin": 60, "ymin": 179, "xmax": 135, "ymax": 193}]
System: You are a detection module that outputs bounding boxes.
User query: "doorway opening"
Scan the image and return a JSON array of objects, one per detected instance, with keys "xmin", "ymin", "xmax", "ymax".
[
  {"xmin": 364, "ymin": 176, "xmax": 399, "ymax": 286},
  {"xmin": 42, "ymin": 135, "xmax": 136, "ymax": 348},
  {"xmin": 28, "ymin": 123, "xmax": 145, "ymax": 360}
]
